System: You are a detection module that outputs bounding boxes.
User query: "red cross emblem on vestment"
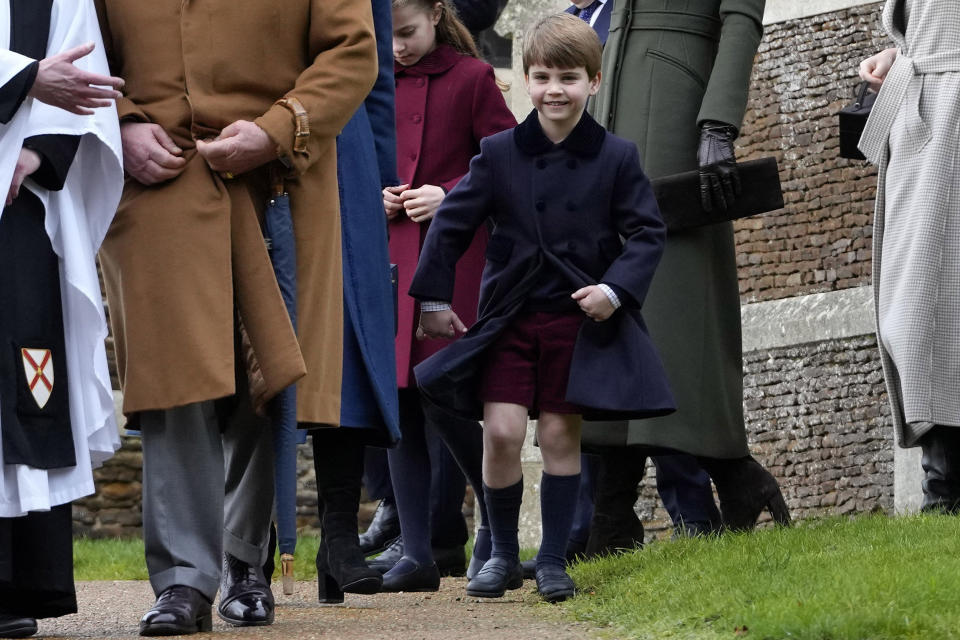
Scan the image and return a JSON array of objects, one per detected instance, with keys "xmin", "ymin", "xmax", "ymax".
[{"xmin": 21, "ymin": 348, "xmax": 54, "ymax": 409}]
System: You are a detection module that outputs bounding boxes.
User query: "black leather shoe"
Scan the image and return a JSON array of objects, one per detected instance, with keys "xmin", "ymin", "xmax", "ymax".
[
  {"xmin": 0, "ymin": 615, "xmax": 37, "ymax": 638},
  {"xmin": 465, "ymin": 557, "xmax": 523, "ymax": 598},
  {"xmin": 535, "ymin": 564, "xmax": 575, "ymax": 603},
  {"xmin": 520, "ymin": 559, "xmax": 536, "ymax": 580},
  {"xmin": 139, "ymin": 586, "xmax": 212, "ymax": 636},
  {"xmin": 369, "ymin": 536, "xmax": 404, "ymax": 574},
  {"xmin": 380, "ymin": 557, "xmax": 440, "ymax": 592},
  {"xmin": 432, "ymin": 544, "xmax": 466, "ymax": 577},
  {"xmin": 358, "ymin": 497, "xmax": 401, "ymax": 556},
  {"xmin": 217, "ymin": 553, "xmax": 274, "ymax": 626}
]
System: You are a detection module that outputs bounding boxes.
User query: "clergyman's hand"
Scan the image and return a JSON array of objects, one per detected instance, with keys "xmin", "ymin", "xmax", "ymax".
[
  {"xmin": 697, "ymin": 121, "xmax": 741, "ymax": 213},
  {"xmin": 28, "ymin": 43, "xmax": 124, "ymax": 115},
  {"xmin": 6, "ymin": 148, "xmax": 41, "ymax": 206},
  {"xmin": 121, "ymin": 122, "xmax": 186, "ymax": 186},
  {"xmin": 196, "ymin": 120, "xmax": 277, "ymax": 177}
]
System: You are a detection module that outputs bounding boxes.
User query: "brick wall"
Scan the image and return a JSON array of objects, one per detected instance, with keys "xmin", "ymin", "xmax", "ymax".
[{"xmin": 735, "ymin": 3, "xmax": 886, "ymax": 303}]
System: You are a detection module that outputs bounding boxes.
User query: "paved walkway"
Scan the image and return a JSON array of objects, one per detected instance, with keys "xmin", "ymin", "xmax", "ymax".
[{"xmin": 38, "ymin": 578, "xmax": 604, "ymax": 639}]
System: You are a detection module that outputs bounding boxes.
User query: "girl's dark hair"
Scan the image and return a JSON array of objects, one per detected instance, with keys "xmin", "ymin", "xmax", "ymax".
[{"xmin": 393, "ymin": 0, "xmax": 480, "ymax": 59}]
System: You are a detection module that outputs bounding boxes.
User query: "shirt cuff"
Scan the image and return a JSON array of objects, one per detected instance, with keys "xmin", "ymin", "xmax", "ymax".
[
  {"xmin": 420, "ymin": 301, "xmax": 452, "ymax": 312},
  {"xmin": 598, "ymin": 283, "xmax": 621, "ymax": 310}
]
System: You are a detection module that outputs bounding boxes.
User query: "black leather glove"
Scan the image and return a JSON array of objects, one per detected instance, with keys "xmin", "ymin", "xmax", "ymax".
[{"xmin": 697, "ymin": 120, "xmax": 741, "ymax": 212}]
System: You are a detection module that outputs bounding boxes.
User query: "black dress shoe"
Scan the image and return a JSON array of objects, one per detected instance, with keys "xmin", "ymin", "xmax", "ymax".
[
  {"xmin": 0, "ymin": 615, "xmax": 37, "ymax": 638},
  {"xmin": 465, "ymin": 557, "xmax": 523, "ymax": 598},
  {"xmin": 358, "ymin": 497, "xmax": 401, "ymax": 556},
  {"xmin": 535, "ymin": 564, "xmax": 575, "ymax": 603},
  {"xmin": 520, "ymin": 558, "xmax": 536, "ymax": 580},
  {"xmin": 217, "ymin": 552, "xmax": 274, "ymax": 626},
  {"xmin": 369, "ymin": 536, "xmax": 404, "ymax": 574},
  {"xmin": 380, "ymin": 557, "xmax": 440, "ymax": 592},
  {"xmin": 139, "ymin": 585, "xmax": 212, "ymax": 636},
  {"xmin": 432, "ymin": 544, "xmax": 466, "ymax": 577},
  {"xmin": 466, "ymin": 553, "xmax": 486, "ymax": 580}
]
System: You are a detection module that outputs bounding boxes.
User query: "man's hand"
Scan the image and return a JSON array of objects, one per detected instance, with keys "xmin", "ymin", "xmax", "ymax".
[
  {"xmin": 121, "ymin": 122, "xmax": 187, "ymax": 186},
  {"xmin": 697, "ymin": 121, "xmax": 741, "ymax": 213},
  {"xmin": 6, "ymin": 148, "xmax": 41, "ymax": 206},
  {"xmin": 417, "ymin": 309, "xmax": 467, "ymax": 339},
  {"xmin": 859, "ymin": 48, "xmax": 898, "ymax": 92},
  {"xmin": 196, "ymin": 120, "xmax": 277, "ymax": 177},
  {"xmin": 28, "ymin": 43, "xmax": 124, "ymax": 115},
  {"xmin": 384, "ymin": 184, "xmax": 409, "ymax": 220},
  {"xmin": 401, "ymin": 184, "xmax": 445, "ymax": 223},
  {"xmin": 572, "ymin": 285, "xmax": 615, "ymax": 322}
]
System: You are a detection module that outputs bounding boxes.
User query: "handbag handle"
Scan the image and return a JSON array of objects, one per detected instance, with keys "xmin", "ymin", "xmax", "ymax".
[{"xmin": 853, "ymin": 81, "xmax": 871, "ymax": 109}]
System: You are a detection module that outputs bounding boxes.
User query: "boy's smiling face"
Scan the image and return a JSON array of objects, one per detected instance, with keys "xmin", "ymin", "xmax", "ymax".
[{"xmin": 525, "ymin": 64, "xmax": 600, "ymax": 140}]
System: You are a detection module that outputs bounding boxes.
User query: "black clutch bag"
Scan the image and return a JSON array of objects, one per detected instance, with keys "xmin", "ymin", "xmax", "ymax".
[
  {"xmin": 651, "ymin": 157, "xmax": 784, "ymax": 232},
  {"xmin": 838, "ymin": 82, "xmax": 876, "ymax": 160}
]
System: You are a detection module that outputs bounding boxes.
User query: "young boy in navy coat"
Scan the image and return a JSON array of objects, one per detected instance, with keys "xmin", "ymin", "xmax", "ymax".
[{"xmin": 409, "ymin": 12, "xmax": 673, "ymax": 602}]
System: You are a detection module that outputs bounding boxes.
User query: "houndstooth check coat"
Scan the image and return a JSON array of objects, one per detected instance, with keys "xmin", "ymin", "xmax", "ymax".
[{"xmin": 860, "ymin": 0, "xmax": 960, "ymax": 447}]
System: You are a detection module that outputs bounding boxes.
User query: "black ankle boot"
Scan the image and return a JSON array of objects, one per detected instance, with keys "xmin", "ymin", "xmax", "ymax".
[
  {"xmin": 317, "ymin": 511, "xmax": 382, "ymax": 603},
  {"xmin": 697, "ymin": 455, "xmax": 791, "ymax": 531},
  {"xmin": 584, "ymin": 448, "xmax": 646, "ymax": 557},
  {"xmin": 358, "ymin": 497, "xmax": 400, "ymax": 556},
  {"xmin": 919, "ymin": 426, "xmax": 960, "ymax": 513}
]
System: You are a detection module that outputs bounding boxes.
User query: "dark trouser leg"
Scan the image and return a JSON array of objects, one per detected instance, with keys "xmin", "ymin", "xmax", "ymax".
[
  {"xmin": 426, "ymin": 430, "xmax": 468, "ymax": 548},
  {"xmin": 919, "ymin": 425, "xmax": 960, "ymax": 513},
  {"xmin": 652, "ymin": 454, "xmax": 721, "ymax": 536},
  {"xmin": 141, "ymin": 401, "xmax": 222, "ymax": 601},
  {"xmin": 0, "ymin": 504, "xmax": 76, "ymax": 619},
  {"xmin": 568, "ymin": 454, "xmax": 599, "ymax": 557},
  {"xmin": 363, "ymin": 446, "xmax": 393, "ymax": 501},
  {"xmin": 386, "ymin": 389, "xmax": 433, "ymax": 564},
  {"xmin": 585, "ymin": 447, "xmax": 646, "ymax": 557}
]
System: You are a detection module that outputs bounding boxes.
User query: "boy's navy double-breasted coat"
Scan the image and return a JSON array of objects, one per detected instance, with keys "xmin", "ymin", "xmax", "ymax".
[{"xmin": 409, "ymin": 111, "xmax": 675, "ymax": 422}]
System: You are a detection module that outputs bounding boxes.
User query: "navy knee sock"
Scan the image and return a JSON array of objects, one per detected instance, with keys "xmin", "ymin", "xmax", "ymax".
[
  {"xmin": 483, "ymin": 480, "xmax": 523, "ymax": 561},
  {"xmin": 536, "ymin": 472, "xmax": 581, "ymax": 568}
]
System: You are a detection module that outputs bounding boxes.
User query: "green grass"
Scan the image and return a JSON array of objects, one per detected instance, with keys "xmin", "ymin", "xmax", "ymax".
[
  {"xmin": 73, "ymin": 534, "xmax": 537, "ymax": 581},
  {"xmin": 561, "ymin": 514, "xmax": 960, "ymax": 640}
]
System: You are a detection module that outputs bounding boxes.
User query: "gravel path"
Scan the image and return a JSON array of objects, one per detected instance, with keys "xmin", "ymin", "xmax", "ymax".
[{"xmin": 36, "ymin": 578, "xmax": 605, "ymax": 639}]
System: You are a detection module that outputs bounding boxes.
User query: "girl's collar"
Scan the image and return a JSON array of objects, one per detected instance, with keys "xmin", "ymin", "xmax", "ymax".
[
  {"xmin": 394, "ymin": 43, "xmax": 462, "ymax": 75},
  {"xmin": 513, "ymin": 109, "xmax": 606, "ymax": 157}
]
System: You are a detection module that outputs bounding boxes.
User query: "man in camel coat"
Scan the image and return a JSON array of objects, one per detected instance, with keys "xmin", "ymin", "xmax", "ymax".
[{"xmin": 94, "ymin": 1, "xmax": 377, "ymax": 634}]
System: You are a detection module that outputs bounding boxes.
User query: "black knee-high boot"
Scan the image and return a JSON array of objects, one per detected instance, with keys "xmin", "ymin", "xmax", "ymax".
[
  {"xmin": 694, "ymin": 455, "xmax": 790, "ymax": 531},
  {"xmin": 584, "ymin": 447, "xmax": 646, "ymax": 557},
  {"xmin": 919, "ymin": 425, "xmax": 960, "ymax": 513},
  {"xmin": 312, "ymin": 430, "xmax": 382, "ymax": 603}
]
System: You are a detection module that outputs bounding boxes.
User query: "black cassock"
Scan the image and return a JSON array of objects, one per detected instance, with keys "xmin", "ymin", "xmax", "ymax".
[{"xmin": 0, "ymin": 0, "xmax": 82, "ymax": 619}]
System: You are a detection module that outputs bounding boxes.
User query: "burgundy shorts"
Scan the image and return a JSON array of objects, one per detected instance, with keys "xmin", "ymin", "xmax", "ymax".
[{"xmin": 479, "ymin": 311, "xmax": 584, "ymax": 415}]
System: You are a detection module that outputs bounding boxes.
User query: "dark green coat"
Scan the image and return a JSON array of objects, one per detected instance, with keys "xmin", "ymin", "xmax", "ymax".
[{"xmin": 583, "ymin": 0, "xmax": 765, "ymax": 458}]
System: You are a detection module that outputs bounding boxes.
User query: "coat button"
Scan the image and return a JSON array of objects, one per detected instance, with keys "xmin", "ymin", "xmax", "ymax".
[
  {"xmin": 410, "ymin": 152, "xmax": 417, "ymax": 161},
  {"xmin": 535, "ymin": 201, "xmax": 545, "ymax": 212},
  {"xmin": 416, "ymin": 78, "xmax": 425, "ymax": 87},
  {"xmin": 412, "ymin": 114, "xmax": 422, "ymax": 124},
  {"xmin": 536, "ymin": 159, "xmax": 546, "ymax": 170}
]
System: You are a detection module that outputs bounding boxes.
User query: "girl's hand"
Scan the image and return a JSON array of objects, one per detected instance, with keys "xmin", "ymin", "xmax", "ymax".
[
  {"xmin": 859, "ymin": 48, "xmax": 898, "ymax": 92},
  {"xmin": 6, "ymin": 147, "xmax": 41, "ymax": 206},
  {"xmin": 572, "ymin": 285, "xmax": 615, "ymax": 322},
  {"xmin": 383, "ymin": 184, "xmax": 408, "ymax": 220},
  {"xmin": 417, "ymin": 309, "xmax": 467, "ymax": 339},
  {"xmin": 401, "ymin": 184, "xmax": 445, "ymax": 223}
]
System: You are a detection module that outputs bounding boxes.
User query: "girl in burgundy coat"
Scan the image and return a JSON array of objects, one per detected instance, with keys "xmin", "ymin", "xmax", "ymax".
[{"xmin": 380, "ymin": 0, "xmax": 516, "ymax": 592}]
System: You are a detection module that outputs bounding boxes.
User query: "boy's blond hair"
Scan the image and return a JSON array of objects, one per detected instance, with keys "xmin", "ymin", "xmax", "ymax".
[{"xmin": 522, "ymin": 13, "xmax": 602, "ymax": 78}]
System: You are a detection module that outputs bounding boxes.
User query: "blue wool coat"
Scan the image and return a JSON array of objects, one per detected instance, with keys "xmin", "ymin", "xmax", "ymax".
[
  {"xmin": 334, "ymin": 0, "xmax": 400, "ymax": 443},
  {"xmin": 408, "ymin": 110, "xmax": 675, "ymax": 421}
]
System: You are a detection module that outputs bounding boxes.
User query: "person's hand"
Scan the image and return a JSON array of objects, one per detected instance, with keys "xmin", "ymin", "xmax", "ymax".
[
  {"xmin": 401, "ymin": 184, "xmax": 445, "ymax": 223},
  {"xmin": 384, "ymin": 184, "xmax": 409, "ymax": 220},
  {"xmin": 572, "ymin": 285, "xmax": 615, "ymax": 322},
  {"xmin": 5, "ymin": 148, "xmax": 41, "ymax": 206},
  {"xmin": 417, "ymin": 309, "xmax": 467, "ymax": 339},
  {"xmin": 28, "ymin": 42, "xmax": 124, "ymax": 115},
  {"xmin": 859, "ymin": 48, "xmax": 898, "ymax": 92},
  {"xmin": 697, "ymin": 121, "xmax": 740, "ymax": 213},
  {"xmin": 121, "ymin": 122, "xmax": 187, "ymax": 186},
  {"xmin": 195, "ymin": 120, "xmax": 277, "ymax": 177}
]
